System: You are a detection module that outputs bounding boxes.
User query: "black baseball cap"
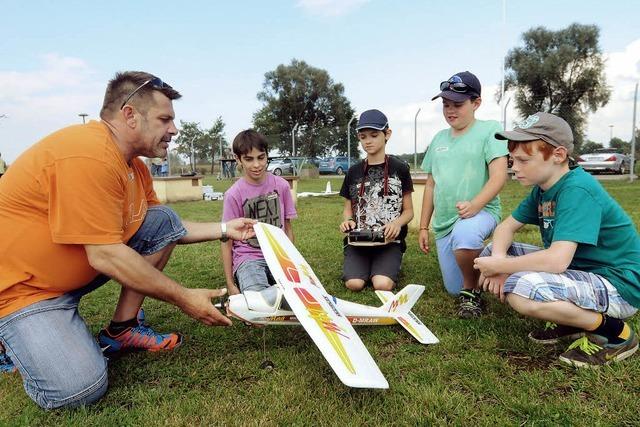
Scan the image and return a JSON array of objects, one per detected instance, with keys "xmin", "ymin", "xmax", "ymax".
[{"xmin": 432, "ymin": 71, "xmax": 481, "ymax": 102}]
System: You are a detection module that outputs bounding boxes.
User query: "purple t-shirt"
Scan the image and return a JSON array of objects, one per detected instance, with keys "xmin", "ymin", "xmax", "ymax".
[{"xmin": 222, "ymin": 173, "xmax": 297, "ymax": 272}]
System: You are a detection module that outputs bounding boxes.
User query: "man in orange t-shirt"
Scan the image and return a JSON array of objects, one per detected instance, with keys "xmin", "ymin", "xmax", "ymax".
[{"xmin": 0, "ymin": 71, "xmax": 255, "ymax": 409}]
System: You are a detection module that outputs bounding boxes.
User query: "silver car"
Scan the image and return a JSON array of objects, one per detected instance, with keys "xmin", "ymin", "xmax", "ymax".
[
  {"xmin": 267, "ymin": 157, "xmax": 294, "ymax": 176},
  {"xmin": 578, "ymin": 149, "xmax": 630, "ymax": 174}
]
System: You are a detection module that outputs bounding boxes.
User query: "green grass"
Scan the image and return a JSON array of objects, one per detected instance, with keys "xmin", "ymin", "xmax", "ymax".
[{"xmin": 2, "ymin": 179, "xmax": 640, "ymax": 425}]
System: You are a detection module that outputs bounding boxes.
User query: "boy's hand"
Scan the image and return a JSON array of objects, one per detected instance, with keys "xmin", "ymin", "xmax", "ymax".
[
  {"xmin": 226, "ymin": 282, "xmax": 240, "ymax": 296},
  {"xmin": 456, "ymin": 200, "xmax": 480, "ymax": 219},
  {"xmin": 226, "ymin": 218, "xmax": 257, "ymax": 241},
  {"xmin": 382, "ymin": 220, "xmax": 401, "ymax": 240},
  {"xmin": 340, "ymin": 220, "xmax": 356, "ymax": 233},
  {"xmin": 480, "ymin": 273, "xmax": 509, "ymax": 303},
  {"xmin": 473, "ymin": 256, "xmax": 504, "ymax": 277},
  {"xmin": 418, "ymin": 229, "xmax": 430, "ymax": 254}
]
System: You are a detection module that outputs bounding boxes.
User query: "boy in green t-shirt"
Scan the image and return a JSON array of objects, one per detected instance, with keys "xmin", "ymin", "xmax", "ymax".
[
  {"xmin": 475, "ymin": 112, "xmax": 640, "ymax": 367},
  {"xmin": 419, "ymin": 71, "xmax": 508, "ymax": 318}
]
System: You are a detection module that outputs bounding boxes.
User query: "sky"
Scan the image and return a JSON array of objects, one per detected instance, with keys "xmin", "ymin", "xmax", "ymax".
[{"xmin": 1, "ymin": 0, "xmax": 640, "ymax": 163}]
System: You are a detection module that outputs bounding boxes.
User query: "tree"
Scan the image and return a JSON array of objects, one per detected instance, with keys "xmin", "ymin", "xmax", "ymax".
[
  {"xmin": 173, "ymin": 118, "xmax": 227, "ymax": 174},
  {"xmin": 609, "ymin": 137, "xmax": 631, "ymax": 154},
  {"xmin": 253, "ymin": 59, "xmax": 358, "ymax": 158},
  {"xmin": 504, "ymin": 23, "xmax": 611, "ymax": 150},
  {"xmin": 576, "ymin": 140, "xmax": 603, "ymax": 156}
]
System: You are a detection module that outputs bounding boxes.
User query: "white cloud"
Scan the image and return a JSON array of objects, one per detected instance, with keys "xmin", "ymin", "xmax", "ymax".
[
  {"xmin": 0, "ymin": 54, "xmax": 102, "ymax": 162},
  {"xmin": 296, "ymin": 0, "xmax": 370, "ymax": 17}
]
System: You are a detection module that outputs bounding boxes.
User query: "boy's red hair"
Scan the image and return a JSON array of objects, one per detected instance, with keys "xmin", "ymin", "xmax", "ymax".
[{"xmin": 508, "ymin": 139, "xmax": 555, "ymax": 160}]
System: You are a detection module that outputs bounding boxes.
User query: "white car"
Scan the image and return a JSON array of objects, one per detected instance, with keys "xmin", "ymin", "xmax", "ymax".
[
  {"xmin": 267, "ymin": 157, "xmax": 294, "ymax": 176},
  {"xmin": 577, "ymin": 149, "xmax": 630, "ymax": 174}
]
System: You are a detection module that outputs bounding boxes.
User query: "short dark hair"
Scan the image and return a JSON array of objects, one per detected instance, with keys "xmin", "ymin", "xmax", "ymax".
[
  {"xmin": 100, "ymin": 71, "xmax": 181, "ymax": 119},
  {"xmin": 232, "ymin": 129, "xmax": 269, "ymax": 157}
]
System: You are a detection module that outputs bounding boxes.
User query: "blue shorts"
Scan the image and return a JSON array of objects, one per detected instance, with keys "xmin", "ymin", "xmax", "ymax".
[
  {"xmin": 435, "ymin": 210, "xmax": 497, "ymax": 295},
  {"xmin": 0, "ymin": 205, "xmax": 186, "ymax": 409},
  {"xmin": 480, "ymin": 242, "xmax": 638, "ymax": 319}
]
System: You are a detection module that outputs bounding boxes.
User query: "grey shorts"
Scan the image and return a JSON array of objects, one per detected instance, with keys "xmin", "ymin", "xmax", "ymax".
[{"xmin": 342, "ymin": 242, "xmax": 403, "ymax": 283}]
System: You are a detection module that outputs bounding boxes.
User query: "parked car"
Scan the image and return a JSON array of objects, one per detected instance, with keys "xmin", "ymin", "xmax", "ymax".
[
  {"xmin": 267, "ymin": 157, "xmax": 294, "ymax": 176},
  {"xmin": 577, "ymin": 149, "xmax": 631, "ymax": 174},
  {"xmin": 319, "ymin": 156, "xmax": 357, "ymax": 175}
]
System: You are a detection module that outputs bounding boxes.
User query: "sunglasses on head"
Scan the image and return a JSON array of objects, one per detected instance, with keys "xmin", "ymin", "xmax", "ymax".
[
  {"xmin": 439, "ymin": 76, "xmax": 473, "ymax": 93},
  {"xmin": 120, "ymin": 77, "xmax": 172, "ymax": 109}
]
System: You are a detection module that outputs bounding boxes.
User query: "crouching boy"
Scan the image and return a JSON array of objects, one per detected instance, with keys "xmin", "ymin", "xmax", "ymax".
[{"xmin": 474, "ymin": 112, "xmax": 640, "ymax": 367}]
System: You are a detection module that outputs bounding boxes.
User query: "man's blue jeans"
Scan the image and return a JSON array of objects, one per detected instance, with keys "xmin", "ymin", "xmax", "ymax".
[{"xmin": 0, "ymin": 205, "xmax": 186, "ymax": 409}]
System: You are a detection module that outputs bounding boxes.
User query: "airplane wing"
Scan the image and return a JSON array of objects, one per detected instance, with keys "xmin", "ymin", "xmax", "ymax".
[{"xmin": 254, "ymin": 222, "xmax": 389, "ymax": 389}]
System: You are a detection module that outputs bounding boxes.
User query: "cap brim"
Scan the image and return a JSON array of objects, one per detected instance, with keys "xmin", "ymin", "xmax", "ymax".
[
  {"xmin": 356, "ymin": 123, "xmax": 387, "ymax": 131},
  {"xmin": 431, "ymin": 90, "xmax": 475, "ymax": 102},
  {"xmin": 495, "ymin": 129, "xmax": 541, "ymax": 141}
]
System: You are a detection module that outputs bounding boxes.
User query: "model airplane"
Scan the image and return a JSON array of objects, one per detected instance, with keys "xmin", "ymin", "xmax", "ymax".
[{"xmin": 224, "ymin": 222, "xmax": 438, "ymax": 389}]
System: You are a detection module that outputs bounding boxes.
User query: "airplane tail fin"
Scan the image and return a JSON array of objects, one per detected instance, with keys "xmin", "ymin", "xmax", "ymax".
[
  {"xmin": 375, "ymin": 284, "xmax": 423, "ymax": 314},
  {"xmin": 375, "ymin": 285, "xmax": 439, "ymax": 345}
]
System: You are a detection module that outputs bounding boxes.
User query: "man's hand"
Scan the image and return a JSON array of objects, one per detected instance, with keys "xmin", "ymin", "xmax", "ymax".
[
  {"xmin": 226, "ymin": 218, "xmax": 257, "ymax": 241},
  {"xmin": 473, "ymin": 255, "xmax": 505, "ymax": 277},
  {"xmin": 178, "ymin": 288, "xmax": 232, "ymax": 326},
  {"xmin": 456, "ymin": 200, "xmax": 480, "ymax": 219},
  {"xmin": 382, "ymin": 220, "xmax": 401, "ymax": 240},
  {"xmin": 418, "ymin": 229, "xmax": 430, "ymax": 254},
  {"xmin": 480, "ymin": 273, "xmax": 509, "ymax": 303},
  {"xmin": 340, "ymin": 219, "xmax": 356, "ymax": 233}
]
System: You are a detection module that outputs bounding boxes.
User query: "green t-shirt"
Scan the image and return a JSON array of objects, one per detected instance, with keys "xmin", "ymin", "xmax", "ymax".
[
  {"xmin": 421, "ymin": 119, "xmax": 507, "ymax": 239},
  {"xmin": 512, "ymin": 167, "xmax": 640, "ymax": 308}
]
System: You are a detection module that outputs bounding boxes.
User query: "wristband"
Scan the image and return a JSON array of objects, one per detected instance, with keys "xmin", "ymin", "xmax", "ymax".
[
  {"xmin": 220, "ymin": 222, "xmax": 229, "ymax": 242},
  {"xmin": 419, "ymin": 227, "xmax": 428, "ymax": 230}
]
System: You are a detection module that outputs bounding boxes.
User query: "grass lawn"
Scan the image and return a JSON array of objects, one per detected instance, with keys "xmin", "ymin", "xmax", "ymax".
[{"xmin": 2, "ymin": 178, "xmax": 640, "ymax": 425}]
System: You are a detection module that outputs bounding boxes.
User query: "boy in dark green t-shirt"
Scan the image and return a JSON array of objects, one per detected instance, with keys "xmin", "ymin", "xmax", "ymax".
[{"xmin": 474, "ymin": 112, "xmax": 640, "ymax": 367}]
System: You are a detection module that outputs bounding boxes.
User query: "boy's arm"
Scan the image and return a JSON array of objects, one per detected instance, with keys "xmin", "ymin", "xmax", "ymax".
[
  {"xmin": 418, "ymin": 174, "xmax": 435, "ymax": 254},
  {"xmin": 339, "ymin": 198, "xmax": 356, "ymax": 232},
  {"xmin": 474, "ymin": 240, "xmax": 577, "ymax": 277},
  {"xmin": 488, "ymin": 215, "xmax": 523, "ymax": 257},
  {"xmin": 457, "ymin": 156, "xmax": 508, "ymax": 218},
  {"xmin": 221, "ymin": 240, "xmax": 239, "ymax": 295},
  {"xmin": 284, "ymin": 219, "xmax": 294, "ymax": 243}
]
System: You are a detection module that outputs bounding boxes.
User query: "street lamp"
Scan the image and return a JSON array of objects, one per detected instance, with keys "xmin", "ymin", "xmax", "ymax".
[
  {"xmin": 78, "ymin": 113, "xmax": 88, "ymax": 124},
  {"xmin": 609, "ymin": 124, "xmax": 614, "ymax": 142},
  {"xmin": 414, "ymin": 108, "xmax": 421, "ymax": 170},
  {"xmin": 291, "ymin": 123, "xmax": 300, "ymax": 157},
  {"xmin": 347, "ymin": 115, "xmax": 357, "ymax": 169},
  {"xmin": 630, "ymin": 82, "xmax": 638, "ymax": 182}
]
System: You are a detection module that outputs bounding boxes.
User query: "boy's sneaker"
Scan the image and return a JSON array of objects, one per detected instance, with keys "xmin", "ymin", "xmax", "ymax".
[
  {"xmin": 558, "ymin": 331, "xmax": 639, "ymax": 368},
  {"xmin": 457, "ymin": 290, "xmax": 483, "ymax": 319},
  {"xmin": 528, "ymin": 322, "xmax": 585, "ymax": 345},
  {"xmin": 98, "ymin": 309, "xmax": 183, "ymax": 355},
  {"xmin": 0, "ymin": 350, "xmax": 17, "ymax": 373}
]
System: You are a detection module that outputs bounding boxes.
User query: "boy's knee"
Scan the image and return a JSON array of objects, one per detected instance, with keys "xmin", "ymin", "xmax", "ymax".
[
  {"xmin": 29, "ymin": 364, "xmax": 108, "ymax": 410},
  {"xmin": 372, "ymin": 276, "xmax": 395, "ymax": 291},
  {"xmin": 345, "ymin": 279, "xmax": 366, "ymax": 292},
  {"xmin": 505, "ymin": 293, "xmax": 536, "ymax": 316},
  {"xmin": 451, "ymin": 225, "xmax": 485, "ymax": 251}
]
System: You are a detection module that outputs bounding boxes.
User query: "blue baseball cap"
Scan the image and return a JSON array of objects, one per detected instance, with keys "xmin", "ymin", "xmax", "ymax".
[
  {"xmin": 356, "ymin": 109, "xmax": 389, "ymax": 131},
  {"xmin": 432, "ymin": 71, "xmax": 482, "ymax": 102}
]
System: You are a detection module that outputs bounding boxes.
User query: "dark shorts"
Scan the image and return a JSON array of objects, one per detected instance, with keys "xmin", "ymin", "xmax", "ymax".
[{"xmin": 342, "ymin": 242, "xmax": 404, "ymax": 283}]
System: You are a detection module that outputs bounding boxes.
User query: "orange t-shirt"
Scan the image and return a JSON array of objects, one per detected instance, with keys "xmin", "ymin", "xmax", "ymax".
[{"xmin": 0, "ymin": 121, "xmax": 159, "ymax": 317}]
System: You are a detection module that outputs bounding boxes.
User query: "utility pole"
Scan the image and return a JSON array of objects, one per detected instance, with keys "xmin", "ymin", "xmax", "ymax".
[
  {"xmin": 414, "ymin": 108, "xmax": 421, "ymax": 170},
  {"xmin": 78, "ymin": 113, "xmax": 88, "ymax": 124},
  {"xmin": 502, "ymin": 97, "xmax": 511, "ymax": 130},
  {"xmin": 347, "ymin": 115, "xmax": 357, "ymax": 169},
  {"xmin": 609, "ymin": 124, "xmax": 614, "ymax": 143},
  {"xmin": 291, "ymin": 123, "xmax": 300, "ymax": 157}
]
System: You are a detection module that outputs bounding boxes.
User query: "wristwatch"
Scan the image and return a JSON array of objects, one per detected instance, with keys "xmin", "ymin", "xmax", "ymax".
[{"xmin": 220, "ymin": 222, "xmax": 229, "ymax": 242}]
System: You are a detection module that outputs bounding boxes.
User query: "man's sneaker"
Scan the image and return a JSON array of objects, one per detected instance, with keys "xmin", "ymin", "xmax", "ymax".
[
  {"xmin": 0, "ymin": 350, "xmax": 17, "ymax": 373},
  {"xmin": 528, "ymin": 322, "xmax": 585, "ymax": 345},
  {"xmin": 457, "ymin": 290, "xmax": 483, "ymax": 319},
  {"xmin": 98, "ymin": 310, "xmax": 183, "ymax": 355},
  {"xmin": 558, "ymin": 331, "xmax": 639, "ymax": 368}
]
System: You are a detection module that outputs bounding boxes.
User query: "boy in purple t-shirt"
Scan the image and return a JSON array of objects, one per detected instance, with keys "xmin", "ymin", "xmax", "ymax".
[{"xmin": 222, "ymin": 130, "xmax": 297, "ymax": 305}]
